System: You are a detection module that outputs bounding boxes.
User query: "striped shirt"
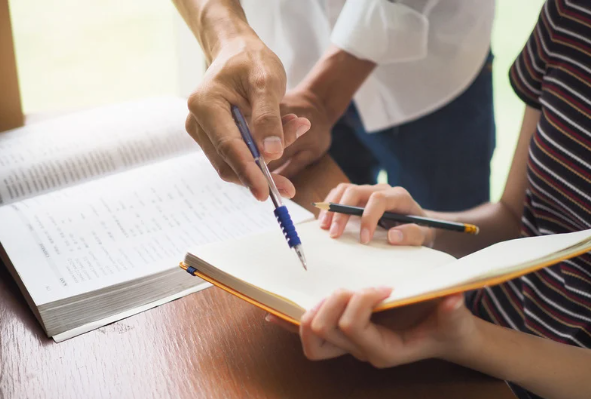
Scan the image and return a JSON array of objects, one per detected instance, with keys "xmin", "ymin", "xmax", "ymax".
[{"xmin": 467, "ymin": 1, "xmax": 591, "ymax": 397}]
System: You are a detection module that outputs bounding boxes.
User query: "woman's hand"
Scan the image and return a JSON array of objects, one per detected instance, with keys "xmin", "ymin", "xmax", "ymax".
[
  {"xmin": 267, "ymin": 288, "xmax": 478, "ymax": 367},
  {"xmin": 319, "ymin": 183, "xmax": 436, "ymax": 247}
]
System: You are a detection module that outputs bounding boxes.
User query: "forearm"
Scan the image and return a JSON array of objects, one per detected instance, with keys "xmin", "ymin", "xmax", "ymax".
[
  {"xmin": 172, "ymin": 0, "xmax": 256, "ymax": 61},
  {"xmin": 296, "ymin": 45, "xmax": 376, "ymax": 124},
  {"xmin": 425, "ymin": 201, "xmax": 522, "ymax": 258},
  {"xmin": 446, "ymin": 317, "xmax": 591, "ymax": 399}
]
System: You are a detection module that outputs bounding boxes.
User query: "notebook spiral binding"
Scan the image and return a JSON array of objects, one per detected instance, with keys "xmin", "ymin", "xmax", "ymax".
[{"xmin": 273, "ymin": 206, "xmax": 301, "ymax": 248}]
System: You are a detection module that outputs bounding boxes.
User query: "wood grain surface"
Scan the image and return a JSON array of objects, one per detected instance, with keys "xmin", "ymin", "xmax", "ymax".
[{"xmin": 0, "ymin": 156, "xmax": 515, "ymax": 399}]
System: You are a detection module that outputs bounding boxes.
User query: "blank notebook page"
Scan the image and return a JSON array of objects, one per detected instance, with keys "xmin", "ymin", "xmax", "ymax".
[{"xmin": 188, "ymin": 221, "xmax": 455, "ymax": 310}]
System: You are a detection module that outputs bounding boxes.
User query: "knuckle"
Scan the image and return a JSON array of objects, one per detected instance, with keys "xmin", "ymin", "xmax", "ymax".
[
  {"xmin": 333, "ymin": 288, "xmax": 351, "ymax": 300},
  {"xmin": 310, "ymin": 320, "xmax": 330, "ymax": 337},
  {"xmin": 336, "ymin": 183, "xmax": 351, "ymax": 192},
  {"xmin": 187, "ymin": 91, "xmax": 206, "ymax": 114},
  {"xmin": 252, "ymin": 111, "xmax": 281, "ymax": 129},
  {"xmin": 185, "ymin": 116, "xmax": 192, "ymax": 133},
  {"xmin": 368, "ymin": 357, "xmax": 389, "ymax": 369},
  {"xmin": 369, "ymin": 191, "xmax": 386, "ymax": 202},
  {"xmin": 303, "ymin": 348, "xmax": 322, "ymax": 361},
  {"xmin": 251, "ymin": 64, "xmax": 283, "ymax": 91},
  {"xmin": 391, "ymin": 186, "xmax": 410, "ymax": 197},
  {"xmin": 216, "ymin": 164, "xmax": 235, "ymax": 182},
  {"xmin": 338, "ymin": 317, "xmax": 357, "ymax": 336},
  {"xmin": 343, "ymin": 186, "xmax": 360, "ymax": 200},
  {"xmin": 251, "ymin": 70, "xmax": 273, "ymax": 91},
  {"xmin": 184, "ymin": 115, "xmax": 198, "ymax": 138},
  {"xmin": 215, "ymin": 137, "xmax": 240, "ymax": 161}
]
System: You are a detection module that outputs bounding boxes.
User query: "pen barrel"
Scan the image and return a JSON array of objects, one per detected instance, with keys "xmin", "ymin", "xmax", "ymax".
[
  {"xmin": 274, "ymin": 206, "xmax": 301, "ymax": 248},
  {"xmin": 327, "ymin": 203, "xmax": 471, "ymax": 233},
  {"xmin": 231, "ymin": 105, "xmax": 261, "ymax": 159}
]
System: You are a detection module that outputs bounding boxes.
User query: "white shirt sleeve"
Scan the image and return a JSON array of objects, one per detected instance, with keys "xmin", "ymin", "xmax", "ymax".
[{"xmin": 331, "ymin": 0, "xmax": 439, "ymax": 64}]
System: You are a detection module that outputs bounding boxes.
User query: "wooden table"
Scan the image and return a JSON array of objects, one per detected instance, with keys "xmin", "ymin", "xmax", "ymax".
[{"xmin": 0, "ymin": 156, "xmax": 514, "ymax": 399}]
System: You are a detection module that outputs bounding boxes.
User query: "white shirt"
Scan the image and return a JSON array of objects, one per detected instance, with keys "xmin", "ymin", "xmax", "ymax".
[{"xmin": 241, "ymin": 0, "xmax": 495, "ymax": 133}]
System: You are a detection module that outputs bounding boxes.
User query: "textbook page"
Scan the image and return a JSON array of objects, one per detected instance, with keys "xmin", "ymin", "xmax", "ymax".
[
  {"xmin": 0, "ymin": 97, "xmax": 198, "ymax": 205},
  {"xmin": 0, "ymin": 152, "xmax": 313, "ymax": 305},
  {"xmin": 52, "ymin": 282, "xmax": 212, "ymax": 342}
]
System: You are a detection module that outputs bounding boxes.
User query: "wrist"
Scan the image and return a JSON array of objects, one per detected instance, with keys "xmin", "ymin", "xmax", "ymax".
[
  {"xmin": 209, "ymin": 26, "xmax": 260, "ymax": 61},
  {"xmin": 296, "ymin": 45, "xmax": 375, "ymax": 125},
  {"xmin": 197, "ymin": 3, "xmax": 258, "ymax": 62},
  {"xmin": 438, "ymin": 314, "xmax": 485, "ymax": 365},
  {"xmin": 295, "ymin": 82, "xmax": 346, "ymax": 126}
]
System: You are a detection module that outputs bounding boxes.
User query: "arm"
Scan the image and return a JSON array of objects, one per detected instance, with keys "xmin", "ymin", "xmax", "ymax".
[
  {"xmin": 172, "ymin": 0, "xmax": 250, "ymax": 64},
  {"xmin": 270, "ymin": 46, "xmax": 375, "ymax": 177},
  {"xmin": 277, "ymin": 287, "xmax": 591, "ymax": 399},
  {"xmin": 321, "ymin": 106, "xmax": 541, "ymax": 258},
  {"xmin": 448, "ymin": 317, "xmax": 591, "ymax": 399},
  {"xmin": 296, "ymin": 45, "xmax": 376, "ymax": 125},
  {"xmin": 172, "ymin": 0, "xmax": 311, "ymax": 200},
  {"xmin": 272, "ymin": 0, "xmax": 436, "ymax": 177}
]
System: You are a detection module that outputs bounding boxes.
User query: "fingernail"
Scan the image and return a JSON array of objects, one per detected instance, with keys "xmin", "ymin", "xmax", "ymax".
[
  {"xmin": 263, "ymin": 136, "xmax": 283, "ymax": 154},
  {"xmin": 375, "ymin": 286, "xmax": 392, "ymax": 295},
  {"xmin": 278, "ymin": 188, "xmax": 292, "ymax": 198},
  {"xmin": 329, "ymin": 222, "xmax": 340, "ymax": 238},
  {"xmin": 265, "ymin": 314, "xmax": 272, "ymax": 322},
  {"xmin": 296, "ymin": 125, "xmax": 310, "ymax": 138},
  {"xmin": 388, "ymin": 229, "xmax": 404, "ymax": 244},
  {"xmin": 360, "ymin": 228, "xmax": 370, "ymax": 244}
]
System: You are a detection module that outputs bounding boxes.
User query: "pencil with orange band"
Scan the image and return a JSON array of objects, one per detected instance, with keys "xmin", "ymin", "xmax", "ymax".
[{"xmin": 313, "ymin": 202, "xmax": 479, "ymax": 235}]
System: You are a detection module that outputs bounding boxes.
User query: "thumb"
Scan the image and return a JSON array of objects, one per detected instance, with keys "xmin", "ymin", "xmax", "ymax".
[
  {"xmin": 387, "ymin": 223, "xmax": 433, "ymax": 247},
  {"xmin": 437, "ymin": 294, "xmax": 468, "ymax": 326},
  {"xmin": 250, "ymin": 94, "xmax": 285, "ymax": 161}
]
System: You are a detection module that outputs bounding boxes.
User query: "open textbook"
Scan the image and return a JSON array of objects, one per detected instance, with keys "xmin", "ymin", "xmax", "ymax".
[
  {"xmin": 184, "ymin": 220, "xmax": 591, "ymax": 324},
  {"xmin": 0, "ymin": 98, "xmax": 313, "ymax": 341}
]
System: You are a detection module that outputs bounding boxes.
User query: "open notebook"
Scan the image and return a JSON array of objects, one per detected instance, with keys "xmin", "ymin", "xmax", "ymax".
[
  {"xmin": 184, "ymin": 221, "xmax": 591, "ymax": 324},
  {"xmin": 0, "ymin": 97, "xmax": 313, "ymax": 341}
]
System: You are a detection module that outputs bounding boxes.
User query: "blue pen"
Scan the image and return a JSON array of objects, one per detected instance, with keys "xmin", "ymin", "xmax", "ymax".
[{"xmin": 230, "ymin": 105, "xmax": 308, "ymax": 270}]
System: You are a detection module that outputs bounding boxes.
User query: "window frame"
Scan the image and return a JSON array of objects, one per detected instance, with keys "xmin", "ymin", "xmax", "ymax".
[{"xmin": 0, "ymin": 0, "xmax": 24, "ymax": 132}]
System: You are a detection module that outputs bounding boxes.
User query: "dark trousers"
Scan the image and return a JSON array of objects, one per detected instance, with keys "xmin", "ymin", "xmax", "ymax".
[{"xmin": 329, "ymin": 53, "xmax": 496, "ymax": 212}]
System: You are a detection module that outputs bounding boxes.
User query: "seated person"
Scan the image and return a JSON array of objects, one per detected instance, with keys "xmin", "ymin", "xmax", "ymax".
[{"xmin": 267, "ymin": 1, "xmax": 591, "ymax": 398}]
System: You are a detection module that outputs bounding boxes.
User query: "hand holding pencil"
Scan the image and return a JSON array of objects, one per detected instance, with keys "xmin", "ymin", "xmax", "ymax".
[{"xmin": 317, "ymin": 184, "xmax": 478, "ymax": 247}]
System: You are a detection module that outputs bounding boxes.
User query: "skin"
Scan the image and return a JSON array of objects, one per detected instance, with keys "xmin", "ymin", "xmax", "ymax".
[
  {"xmin": 267, "ymin": 107, "xmax": 591, "ymax": 399},
  {"xmin": 173, "ymin": 0, "xmax": 375, "ymax": 200}
]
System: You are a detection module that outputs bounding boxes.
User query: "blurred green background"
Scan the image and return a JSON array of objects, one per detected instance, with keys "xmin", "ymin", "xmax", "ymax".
[{"xmin": 8, "ymin": 0, "xmax": 545, "ymax": 200}]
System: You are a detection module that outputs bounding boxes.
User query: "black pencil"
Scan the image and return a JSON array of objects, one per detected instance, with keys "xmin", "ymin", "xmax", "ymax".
[{"xmin": 313, "ymin": 202, "xmax": 479, "ymax": 235}]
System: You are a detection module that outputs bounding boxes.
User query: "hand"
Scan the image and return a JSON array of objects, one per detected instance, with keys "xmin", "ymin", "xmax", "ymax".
[
  {"xmin": 186, "ymin": 35, "xmax": 311, "ymax": 201},
  {"xmin": 268, "ymin": 89, "xmax": 333, "ymax": 178},
  {"xmin": 318, "ymin": 183, "xmax": 436, "ymax": 247},
  {"xmin": 267, "ymin": 288, "xmax": 478, "ymax": 368}
]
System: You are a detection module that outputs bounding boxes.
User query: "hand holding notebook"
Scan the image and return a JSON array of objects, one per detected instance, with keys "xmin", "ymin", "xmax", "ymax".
[{"xmin": 182, "ymin": 184, "xmax": 591, "ymax": 324}]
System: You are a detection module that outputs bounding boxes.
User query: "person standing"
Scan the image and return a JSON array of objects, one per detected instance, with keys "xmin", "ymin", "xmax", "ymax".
[{"xmin": 173, "ymin": 0, "xmax": 496, "ymax": 211}]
